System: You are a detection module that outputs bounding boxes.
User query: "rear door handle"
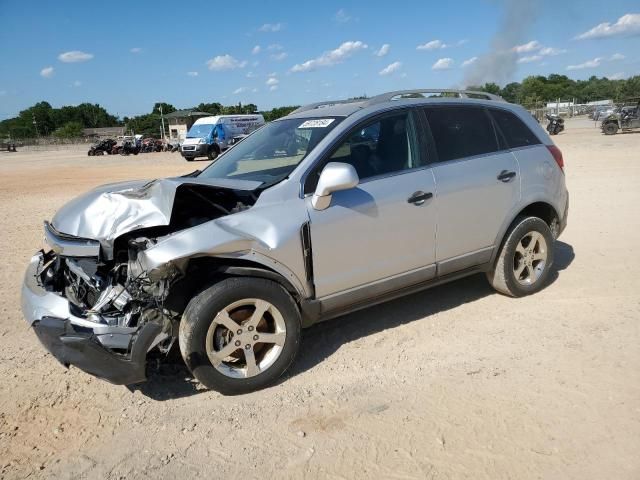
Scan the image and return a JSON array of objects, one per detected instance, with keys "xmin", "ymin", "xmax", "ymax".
[
  {"xmin": 407, "ymin": 191, "xmax": 433, "ymax": 205},
  {"xmin": 497, "ymin": 170, "xmax": 516, "ymax": 182}
]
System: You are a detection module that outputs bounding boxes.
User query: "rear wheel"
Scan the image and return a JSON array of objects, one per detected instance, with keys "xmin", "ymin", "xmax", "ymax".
[
  {"xmin": 207, "ymin": 147, "xmax": 219, "ymax": 161},
  {"xmin": 179, "ymin": 277, "xmax": 301, "ymax": 395},
  {"xmin": 603, "ymin": 122, "xmax": 619, "ymax": 135},
  {"xmin": 487, "ymin": 216, "xmax": 554, "ymax": 297}
]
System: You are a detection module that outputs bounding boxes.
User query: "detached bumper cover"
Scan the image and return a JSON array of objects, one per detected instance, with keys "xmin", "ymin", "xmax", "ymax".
[{"xmin": 21, "ymin": 252, "xmax": 161, "ymax": 385}]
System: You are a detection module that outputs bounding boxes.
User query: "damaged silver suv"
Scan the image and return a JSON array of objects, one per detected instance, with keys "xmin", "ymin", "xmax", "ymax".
[{"xmin": 22, "ymin": 90, "xmax": 569, "ymax": 394}]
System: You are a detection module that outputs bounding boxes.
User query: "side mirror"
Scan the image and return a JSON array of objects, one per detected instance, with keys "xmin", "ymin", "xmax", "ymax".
[{"xmin": 311, "ymin": 162, "xmax": 359, "ymax": 210}]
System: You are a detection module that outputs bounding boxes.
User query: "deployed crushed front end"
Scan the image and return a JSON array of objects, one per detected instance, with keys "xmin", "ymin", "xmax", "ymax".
[{"xmin": 22, "ymin": 224, "xmax": 175, "ymax": 384}]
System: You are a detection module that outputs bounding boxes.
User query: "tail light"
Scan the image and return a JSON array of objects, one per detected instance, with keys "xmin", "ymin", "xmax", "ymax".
[{"xmin": 547, "ymin": 145, "xmax": 564, "ymax": 171}]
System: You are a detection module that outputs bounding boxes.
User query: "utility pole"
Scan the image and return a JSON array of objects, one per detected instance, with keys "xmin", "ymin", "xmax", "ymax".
[
  {"xmin": 32, "ymin": 112, "xmax": 39, "ymax": 137},
  {"xmin": 159, "ymin": 105, "xmax": 166, "ymax": 140}
]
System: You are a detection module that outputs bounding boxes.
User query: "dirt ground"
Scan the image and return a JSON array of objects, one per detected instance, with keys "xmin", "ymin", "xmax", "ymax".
[{"xmin": 0, "ymin": 118, "xmax": 638, "ymax": 479}]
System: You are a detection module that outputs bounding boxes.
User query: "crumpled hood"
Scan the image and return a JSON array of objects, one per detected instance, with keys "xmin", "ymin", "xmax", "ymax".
[{"xmin": 51, "ymin": 176, "xmax": 262, "ymax": 243}]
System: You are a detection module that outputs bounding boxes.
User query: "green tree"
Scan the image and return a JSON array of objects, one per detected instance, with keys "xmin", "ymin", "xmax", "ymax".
[
  {"xmin": 152, "ymin": 102, "xmax": 176, "ymax": 115},
  {"xmin": 53, "ymin": 121, "xmax": 84, "ymax": 138}
]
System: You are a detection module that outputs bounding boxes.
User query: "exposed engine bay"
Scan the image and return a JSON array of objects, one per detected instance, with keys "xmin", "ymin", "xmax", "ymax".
[{"xmin": 38, "ymin": 182, "xmax": 260, "ymax": 354}]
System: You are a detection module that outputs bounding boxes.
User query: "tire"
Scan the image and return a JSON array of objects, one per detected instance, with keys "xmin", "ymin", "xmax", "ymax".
[
  {"xmin": 207, "ymin": 147, "xmax": 219, "ymax": 161},
  {"xmin": 602, "ymin": 122, "xmax": 618, "ymax": 135},
  {"xmin": 179, "ymin": 277, "xmax": 301, "ymax": 395},
  {"xmin": 185, "ymin": 157, "xmax": 194, "ymax": 162},
  {"xmin": 486, "ymin": 216, "xmax": 555, "ymax": 297},
  {"xmin": 88, "ymin": 150, "xmax": 94, "ymax": 156}
]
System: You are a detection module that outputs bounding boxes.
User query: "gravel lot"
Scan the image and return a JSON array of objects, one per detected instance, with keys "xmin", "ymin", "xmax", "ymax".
[{"xmin": 1, "ymin": 118, "xmax": 639, "ymax": 479}]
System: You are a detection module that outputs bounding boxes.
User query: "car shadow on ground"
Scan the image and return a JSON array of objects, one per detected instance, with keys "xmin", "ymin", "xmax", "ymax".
[{"xmin": 133, "ymin": 241, "xmax": 575, "ymax": 400}]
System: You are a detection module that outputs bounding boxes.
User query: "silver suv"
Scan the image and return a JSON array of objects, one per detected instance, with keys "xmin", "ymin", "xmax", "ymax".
[{"xmin": 21, "ymin": 89, "xmax": 569, "ymax": 394}]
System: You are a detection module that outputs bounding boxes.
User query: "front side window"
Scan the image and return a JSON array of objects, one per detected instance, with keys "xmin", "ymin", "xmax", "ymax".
[
  {"xmin": 424, "ymin": 107, "xmax": 498, "ymax": 162},
  {"xmin": 327, "ymin": 112, "xmax": 419, "ymax": 180},
  {"xmin": 198, "ymin": 117, "xmax": 342, "ymax": 186}
]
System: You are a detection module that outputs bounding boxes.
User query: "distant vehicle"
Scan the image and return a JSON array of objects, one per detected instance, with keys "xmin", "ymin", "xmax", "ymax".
[
  {"xmin": 592, "ymin": 106, "xmax": 614, "ymax": 121},
  {"xmin": 545, "ymin": 114, "xmax": 565, "ymax": 135},
  {"xmin": 601, "ymin": 99, "xmax": 640, "ymax": 135},
  {"xmin": 181, "ymin": 114, "xmax": 265, "ymax": 161},
  {"xmin": 88, "ymin": 139, "xmax": 117, "ymax": 156}
]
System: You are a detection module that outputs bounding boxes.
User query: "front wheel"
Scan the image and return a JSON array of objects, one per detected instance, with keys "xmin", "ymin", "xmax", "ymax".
[
  {"xmin": 602, "ymin": 122, "xmax": 619, "ymax": 135},
  {"xmin": 179, "ymin": 277, "xmax": 301, "ymax": 395},
  {"xmin": 487, "ymin": 216, "xmax": 554, "ymax": 297},
  {"xmin": 207, "ymin": 148, "xmax": 219, "ymax": 161}
]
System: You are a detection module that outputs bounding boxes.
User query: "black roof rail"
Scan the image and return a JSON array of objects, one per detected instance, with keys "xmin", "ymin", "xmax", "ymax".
[{"xmin": 290, "ymin": 98, "xmax": 367, "ymax": 114}]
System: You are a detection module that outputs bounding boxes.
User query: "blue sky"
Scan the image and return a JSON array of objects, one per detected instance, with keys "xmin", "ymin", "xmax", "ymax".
[{"xmin": 0, "ymin": 0, "xmax": 638, "ymax": 119}]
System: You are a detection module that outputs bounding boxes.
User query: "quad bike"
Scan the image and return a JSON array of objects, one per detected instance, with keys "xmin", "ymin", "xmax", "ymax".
[
  {"xmin": 88, "ymin": 139, "xmax": 117, "ymax": 156},
  {"xmin": 545, "ymin": 114, "xmax": 564, "ymax": 136},
  {"xmin": 119, "ymin": 140, "xmax": 140, "ymax": 156},
  {"xmin": 601, "ymin": 99, "xmax": 640, "ymax": 135}
]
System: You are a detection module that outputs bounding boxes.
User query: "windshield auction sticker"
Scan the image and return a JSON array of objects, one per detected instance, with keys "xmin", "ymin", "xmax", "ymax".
[{"xmin": 299, "ymin": 119, "xmax": 335, "ymax": 128}]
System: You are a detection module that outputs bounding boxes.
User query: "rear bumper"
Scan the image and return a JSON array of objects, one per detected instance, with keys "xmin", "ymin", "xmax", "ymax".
[
  {"xmin": 21, "ymin": 251, "xmax": 162, "ymax": 385},
  {"xmin": 559, "ymin": 192, "xmax": 569, "ymax": 236}
]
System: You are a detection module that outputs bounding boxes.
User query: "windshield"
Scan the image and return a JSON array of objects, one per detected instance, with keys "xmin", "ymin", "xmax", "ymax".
[
  {"xmin": 198, "ymin": 117, "xmax": 343, "ymax": 185},
  {"xmin": 187, "ymin": 123, "xmax": 214, "ymax": 139}
]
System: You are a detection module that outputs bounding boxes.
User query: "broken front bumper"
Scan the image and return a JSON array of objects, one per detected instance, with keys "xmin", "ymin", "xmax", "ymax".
[{"xmin": 21, "ymin": 252, "xmax": 161, "ymax": 385}]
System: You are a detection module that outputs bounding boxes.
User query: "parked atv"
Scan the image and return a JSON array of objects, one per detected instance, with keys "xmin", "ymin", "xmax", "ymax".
[
  {"xmin": 601, "ymin": 99, "xmax": 640, "ymax": 135},
  {"xmin": 119, "ymin": 140, "xmax": 140, "ymax": 156},
  {"xmin": 545, "ymin": 114, "xmax": 565, "ymax": 136},
  {"xmin": 88, "ymin": 139, "xmax": 117, "ymax": 156}
]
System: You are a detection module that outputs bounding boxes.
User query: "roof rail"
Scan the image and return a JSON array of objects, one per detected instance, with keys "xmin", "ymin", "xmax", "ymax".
[
  {"xmin": 290, "ymin": 98, "xmax": 367, "ymax": 114},
  {"xmin": 366, "ymin": 89, "xmax": 505, "ymax": 105}
]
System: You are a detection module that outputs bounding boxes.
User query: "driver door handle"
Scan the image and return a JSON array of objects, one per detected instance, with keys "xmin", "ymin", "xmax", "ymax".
[
  {"xmin": 407, "ymin": 191, "xmax": 433, "ymax": 205},
  {"xmin": 497, "ymin": 170, "xmax": 516, "ymax": 182}
]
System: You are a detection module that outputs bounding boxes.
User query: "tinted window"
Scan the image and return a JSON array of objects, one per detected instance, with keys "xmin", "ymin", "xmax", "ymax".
[
  {"xmin": 489, "ymin": 109, "xmax": 541, "ymax": 148},
  {"xmin": 424, "ymin": 107, "xmax": 498, "ymax": 162},
  {"xmin": 305, "ymin": 112, "xmax": 420, "ymax": 193}
]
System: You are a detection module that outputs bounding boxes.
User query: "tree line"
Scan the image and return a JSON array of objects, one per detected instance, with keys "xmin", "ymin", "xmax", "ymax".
[{"xmin": 2, "ymin": 74, "xmax": 638, "ymax": 139}]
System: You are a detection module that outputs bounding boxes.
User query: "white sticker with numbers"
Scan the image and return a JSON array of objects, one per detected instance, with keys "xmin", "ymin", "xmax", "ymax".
[{"xmin": 299, "ymin": 119, "xmax": 335, "ymax": 128}]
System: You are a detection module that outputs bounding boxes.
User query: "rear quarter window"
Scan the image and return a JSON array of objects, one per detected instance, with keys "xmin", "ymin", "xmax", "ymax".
[
  {"xmin": 489, "ymin": 108, "xmax": 541, "ymax": 149},
  {"xmin": 423, "ymin": 106, "xmax": 498, "ymax": 162}
]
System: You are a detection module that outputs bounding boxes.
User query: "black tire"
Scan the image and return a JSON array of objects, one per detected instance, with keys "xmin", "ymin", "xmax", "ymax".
[
  {"xmin": 486, "ymin": 216, "xmax": 555, "ymax": 297},
  {"xmin": 185, "ymin": 157, "xmax": 194, "ymax": 162},
  {"xmin": 602, "ymin": 122, "xmax": 618, "ymax": 135},
  {"xmin": 207, "ymin": 147, "xmax": 219, "ymax": 161},
  {"xmin": 88, "ymin": 150, "xmax": 94, "ymax": 156},
  {"xmin": 179, "ymin": 277, "xmax": 301, "ymax": 395}
]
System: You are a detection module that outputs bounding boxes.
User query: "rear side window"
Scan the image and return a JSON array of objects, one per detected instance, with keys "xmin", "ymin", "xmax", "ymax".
[
  {"xmin": 489, "ymin": 109, "xmax": 541, "ymax": 148},
  {"xmin": 424, "ymin": 107, "xmax": 498, "ymax": 162}
]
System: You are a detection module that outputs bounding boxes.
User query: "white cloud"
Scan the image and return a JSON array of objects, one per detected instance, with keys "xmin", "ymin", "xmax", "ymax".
[
  {"xmin": 432, "ymin": 58, "xmax": 454, "ymax": 70},
  {"xmin": 72, "ymin": 80, "xmax": 82, "ymax": 87},
  {"xmin": 374, "ymin": 44, "xmax": 390, "ymax": 57},
  {"xmin": 252, "ymin": 88, "xmax": 259, "ymax": 93},
  {"xmin": 259, "ymin": 23, "xmax": 282, "ymax": 32},
  {"xmin": 267, "ymin": 44, "xmax": 284, "ymax": 51},
  {"xmin": 130, "ymin": 47, "xmax": 142, "ymax": 54},
  {"xmin": 610, "ymin": 53, "xmax": 625, "ymax": 61},
  {"xmin": 252, "ymin": 45, "xmax": 261, "ymax": 55},
  {"xmin": 187, "ymin": 71, "xmax": 199, "ymax": 77},
  {"xmin": 567, "ymin": 57, "xmax": 602, "ymax": 70},
  {"xmin": 58, "ymin": 50, "xmax": 94, "ymax": 63},
  {"xmin": 379, "ymin": 61, "xmax": 402, "ymax": 76},
  {"xmin": 517, "ymin": 55, "xmax": 543, "ymax": 64},
  {"xmin": 539, "ymin": 47, "xmax": 566, "ymax": 56},
  {"xmin": 290, "ymin": 40, "xmax": 368, "ymax": 72},
  {"xmin": 461, "ymin": 56, "xmax": 478, "ymax": 67},
  {"xmin": 206, "ymin": 54, "xmax": 247, "ymax": 71},
  {"xmin": 334, "ymin": 8, "xmax": 351, "ymax": 23},
  {"xmin": 269, "ymin": 85, "xmax": 278, "ymax": 92},
  {"xmin": 40, "ymin": 66, "xmax": 54, "ymax": 78},
  {"xmin": 233, "ymin": 87, "xmax": 248, "ymax": 94},
  {"xmin": 246, "ymin": 71, "xmax": 256, "ymax": 78},
  {"xmin": 417, "ymin": 40, "xmax": 447, "ymax": 50},
  {"xmin": 268, "ymin": 72, "xmax": 277, "ymax": 77},
  {"xmin": 575, "ymin": 13, "xmax": 640, "ymax": 40},
  {"xmin": 512, "ymin": 40, "xmax": 541, "ymax": 53},
  {"xmin": 608, "ymin": 72, "xmax": 625, "ymax": 80},
  {"xmin": 270, "ymin": 52, "xmax": 288, "ymax": 61},
  {"xmin": 266, "ymin": 77, "xmax": 279, "ymax": 86}
]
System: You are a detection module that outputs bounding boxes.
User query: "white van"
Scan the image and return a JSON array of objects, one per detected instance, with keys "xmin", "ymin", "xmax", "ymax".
[{"xmin": 181, "ymin": 114, "xmax": 265, "ymax": 161}]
